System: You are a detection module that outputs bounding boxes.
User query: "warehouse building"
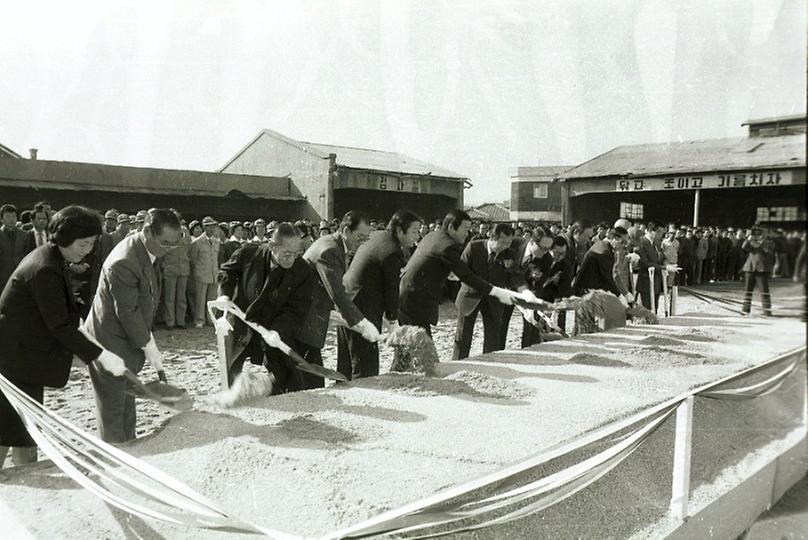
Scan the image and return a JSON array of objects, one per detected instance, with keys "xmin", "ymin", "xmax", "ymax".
[
  {"xmin": 0, "ymin": 152, "xmax": 302, "ymax": 222},
  {"xmin": 509, "ymin": 166, "xmax": 571, "ymax": 222},
  {"xmin": 219, "ymin": 128, "xmax": 470, "ymax": 222},
  {"xmin": 559, "ymin": 114, "xmax": 806, "ymax": 228}
]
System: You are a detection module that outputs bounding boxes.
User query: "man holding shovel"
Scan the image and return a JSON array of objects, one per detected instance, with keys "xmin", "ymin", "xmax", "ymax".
[
  {"xmin": 214, "ymin": 223, "xmax": 313, "ymax": 393},
  {"xmin": 85, "ymin": 209, "xmax": 181, "ymax": 443}
]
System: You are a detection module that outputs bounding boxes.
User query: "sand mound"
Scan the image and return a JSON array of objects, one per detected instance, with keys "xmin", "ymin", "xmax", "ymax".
[
  {"xmin": 444, "ymin": 370, "xmax": 534, "ymax": 400},
  {"xmin": 568, "ymin": 352, "xmax": 630, "ymax": 368},
  {"xmin": 639, "ymin": 336, "xmax": 686, "ymax": 347}
]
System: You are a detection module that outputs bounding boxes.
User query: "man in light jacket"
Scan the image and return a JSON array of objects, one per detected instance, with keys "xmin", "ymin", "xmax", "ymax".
[
  {"xmin": 189, "ymin": 216, "xmax": 220, "ymax": 327},
  {"xmin": 161, "ymin": 214, "xmax": 192, "ymax": 329}
]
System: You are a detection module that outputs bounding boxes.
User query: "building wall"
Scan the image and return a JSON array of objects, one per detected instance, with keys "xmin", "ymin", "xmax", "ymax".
[
  {"xmin": 567, "ymin": 169, "xmax": 806, "ymax": 228},
  {"xmin": 0, "ymin": 185, "xmax": 305, "ymax": 223},
  {"xmin": 510, "ymin": 180, "xmax": 563, "ymax": 222},
  {"xmin": 332, "ymin": 169, "xmax": 463, "ymax": 221},
  {"xmin": 221, "ymin": 133, "xmax": 331, "ymax": 220}
]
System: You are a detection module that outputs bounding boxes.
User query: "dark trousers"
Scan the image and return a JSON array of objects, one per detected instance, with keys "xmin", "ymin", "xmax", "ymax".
[
  {"xmin": 521, "ymin": 315, "xmax": 543, "ymax": 348},
  {"xmin": 291, "ymin": 340, "xmax": 326, "ymax": 390},
  {"xmin": 742, "ymin": 272, "xmax": 772, "ymax": 315},
  {"xmin": 452, "ymin": 301, "xmax": 506, "ymax": 360},
  {"xmin": 90, "ymin": 362, "xmax": 141, "ymax": 444},
  {"xmin": 228, "ymin": 334, "xmax": 304, "ymax": 393},
  {"xmin": 336, "ymin": 326, "xmax": 379, "ymax": 380}
]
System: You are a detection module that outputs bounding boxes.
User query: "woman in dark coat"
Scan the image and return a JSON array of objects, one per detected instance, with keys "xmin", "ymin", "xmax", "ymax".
[{"xmin": 0, "ymin": 206, "xmax": 126, "ymax": 469}]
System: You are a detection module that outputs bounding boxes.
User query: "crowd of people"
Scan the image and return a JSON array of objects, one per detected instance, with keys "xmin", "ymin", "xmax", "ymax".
[{"xmin": 0, "ymin": 199, "xmax": 805, "ymax": 469}]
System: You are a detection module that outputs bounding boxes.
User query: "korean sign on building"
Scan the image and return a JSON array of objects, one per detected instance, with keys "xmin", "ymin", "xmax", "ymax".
[{"xmin": 615, "ymin": 170, "xmax": 796, "ymax": 192}]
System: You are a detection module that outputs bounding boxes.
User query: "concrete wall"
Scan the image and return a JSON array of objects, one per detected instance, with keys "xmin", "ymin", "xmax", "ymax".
[{"xmin": 221, "ymin": 132, "xmax": 332, "ymax": 220}]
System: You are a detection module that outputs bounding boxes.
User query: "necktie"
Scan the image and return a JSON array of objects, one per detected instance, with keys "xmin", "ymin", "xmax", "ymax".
[{"xmin": 488, "ymin": 251, "xmax": 496, "ymax": 265}]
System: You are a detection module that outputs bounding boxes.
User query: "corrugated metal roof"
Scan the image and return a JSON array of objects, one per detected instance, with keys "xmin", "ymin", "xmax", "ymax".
[
  {"xmin": 300, "ymin": 141, "xmax": 467, "ymax": 180},
  {"xmin": 510, "ymin": 166, "xmax": 572, "ymax": 178},
  {"xmin": 561, "ymin": 134, "xmax": 805, "ymax": 179},
  {"xmin": 742, "ymin": 113, "xmax": 806, "ymax": 126},
  {"xmin": 468, "ymin": 203, "xmax": 510, "ymax": 221}
]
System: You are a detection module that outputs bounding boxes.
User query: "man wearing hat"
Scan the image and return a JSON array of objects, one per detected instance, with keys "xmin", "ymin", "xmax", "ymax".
[
  {"xmin": 104, "ymin": 209, "xmax": 119, "ymax": 234},
  {"xmin": 135, "ymin": 210, "xmax": 148, "ymax": 232},
  {"xmin": 189, "ymin": 216, "xmax": 220, "ymax": 327},
  {"xmin": 110, "ymin": 214, "xmax": 131, "ymax": 246}
]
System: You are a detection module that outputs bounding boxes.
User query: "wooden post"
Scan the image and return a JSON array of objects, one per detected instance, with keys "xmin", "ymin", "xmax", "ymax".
[
  {"xmin": 208, "ymin": 303, "xmax": 231, "ymax": 391},
  {"xmin": 692, "ymin": 189, "xmax": 701, "ymax": 227},
  {"xmin": 670, "ymin": 286, "xmax": 678, "ymax": 316},
  {"xmin": 670, "ymin": 396, "xmax": 694, "ymax": 521}
]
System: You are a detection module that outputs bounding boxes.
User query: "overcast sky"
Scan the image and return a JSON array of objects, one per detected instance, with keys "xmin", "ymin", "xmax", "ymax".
[{"xmin": 2, "ymin": 0, "xmax": 805, "ymax": 205}]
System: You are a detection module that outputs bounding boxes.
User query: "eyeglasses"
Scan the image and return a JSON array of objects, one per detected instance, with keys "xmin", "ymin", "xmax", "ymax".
[{"xmin": 155, "ymin": 238, "xmax": 181, "ymax": 250}]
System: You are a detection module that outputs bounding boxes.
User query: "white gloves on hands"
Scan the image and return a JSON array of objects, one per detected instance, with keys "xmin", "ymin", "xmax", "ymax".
[
  {"xmin": 516, "ymin": 289, "xmax": 543, "ymax": 305},
  {"xmin": 143, "ymin": 334, "xmax": 163, "ymax": 372},
  {"xmin": 618, "ymin": 294, "xmax": 629, "ymax": 308},
  {"xmin": 353, "ymin": 318, "xmax": 381, "ymax": 343},
  {"xmin": 208, "ymin": 295, "xmax": 234, "ymax": 314},
  {"xmin": 665, "ymin": 264, "xmax": 679, "ymax": 272},
  {"xmin": 258, "ymin": 327, "xmax": 283, "ymax": 349},
  {"xmin": 625, "ymin": 292, "xmax": 635, "ymax": 304},
  {"xmin": 96, "ymin": 349, "xmax": 126, "ymax": 376},
  {"xmin": 490, "ymin": 286, "xmax": 518, "ymax": 305},
  {"xmin": 382, "ymin": 317, "xmax": 399, "ymax": 332}
]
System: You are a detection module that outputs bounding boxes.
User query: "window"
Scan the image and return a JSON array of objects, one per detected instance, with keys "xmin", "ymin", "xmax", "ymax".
[
  {"xmin": 620, "ymin": 202, "xmax": 644, "ymax": 219},
  {"xmin": 758, "ymin": 206, "xmax": 800, "ymax": 222},
  {"xmin": 532, "ymin": 184, "xmax": 548, "ymax": 198}
]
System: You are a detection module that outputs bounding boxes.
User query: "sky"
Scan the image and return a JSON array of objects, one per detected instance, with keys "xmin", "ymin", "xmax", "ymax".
[{"xmin": 1, "ymin": 0, "xmax": 805, "ymax": 205}]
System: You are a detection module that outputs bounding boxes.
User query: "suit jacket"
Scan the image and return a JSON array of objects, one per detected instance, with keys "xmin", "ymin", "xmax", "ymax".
[
  {"xmin": 343, "ymin": 230, "xmax": 405, "ymax": 328},
  {"xmin": 219, "ymin": 243, "xmax": 313, "ymax": 362},
  {"xmin": 634, "ymin": 236, "xmax": 663, "ymax": 296},
  {"xmin": 400, "ymin": 230, "xmax": 493, "ymax": 326},
  {"xmin": 455, "ymin": 239, "xmax": 522, "ymax": 317},
  {"xmin": 296, "ymin": 233, "xmax": 364, "ymax": 349},
  {"xmin": 573, "ymin": 242, "xmax": 622, "ymax": 296},
  {"xmin": 0, "ymin": 225, "xmax": 34, "ymax": 289},
  {"xmin": 0, "ymin": 244, "xmax": 101, "ymax": 387},
  {"xmin": 85, "ymin": 234, "xmax": 160, "ymax": 368},
  {"xmin": 189, "ymin": 234, "xmax": 220, "ymax": 283}
]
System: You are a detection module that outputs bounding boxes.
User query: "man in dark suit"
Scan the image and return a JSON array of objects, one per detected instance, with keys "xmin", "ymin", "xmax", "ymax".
[
  {"xmin": 0, "ymin": 204, "xmax": 35, "ymax": 290},
  {"xmin": 216, "ymin": 223, "xmax": 313, "ymax": 392},
  {"xmin": 515, "ymin": 228, "xmax": 556, "ymax": 347},
  {"xmin": 339, "ymin": 210, "xmax": 422, "ymax": 379},
  {"xmin": 453, "ymin": 223, "xmax": 525, "ymax": 359},
  {"xmin": 399, "ymin": 210, "xmax": 520, "ymax": 337},
  {"xmin": 294, "ymin": 211, "xmax": 379, "ymax": 390},
  {"xmin": 557, "ymin": 220, "xmax": 592, "ymax": 330},
  {"xmin": 634, "ymin": 221, "xmax": 664, "ymax": 313},
  {"xmin": 85, "ymin": 209, "xmax": 182, "ymax": 443},
  {"xmin": 573, "ymin": 226, "xmax": 631, "ymax": 300}
]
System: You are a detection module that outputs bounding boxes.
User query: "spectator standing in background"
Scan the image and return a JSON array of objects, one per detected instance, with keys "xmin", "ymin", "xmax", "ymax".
[
  {"xmin": 161, "ymin": 217, "xmax": 191, "ymax": 329},
  {"xmin": 741, "ymin": 227, "xmax": 774, "ymax": 316},
  {"xmin": 31, "ymin": 204, "xmax": 50, "ymax": 248},
  {"xmin": 661, "ymin": 229, "xmax": 680, "ymax": 288},
  {"xmin": 103, "ymin": 209, "xmax": 119, "ymax": 234},
  {"xmin": 694, "ymin": 229, "xmax": 708, "ymax": 284},
  {"xmin": 189, "ymin": 216, "xmax": 220, "ymax": 328},
  {"xmin": 0, "ymin": 204, "xmax": 35, "ymax": 291}
]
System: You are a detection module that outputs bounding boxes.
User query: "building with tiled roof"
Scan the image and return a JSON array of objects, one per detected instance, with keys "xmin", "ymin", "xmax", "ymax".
[
  {"xmin": 558, "ymin": 115, "xmax": 806, "ymax": 227},
  {"xmin": 220, "ymin": 128, "xmax": 469, "ymax": 221},
  {"xmin": 467, "ymin": 202, "xmax": 511, "ymax": 222}
]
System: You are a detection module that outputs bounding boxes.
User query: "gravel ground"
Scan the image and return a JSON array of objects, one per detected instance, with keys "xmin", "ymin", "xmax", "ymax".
[{"xmin": 0, "ymin": 280, "xmax": 805, "ymax": 539}]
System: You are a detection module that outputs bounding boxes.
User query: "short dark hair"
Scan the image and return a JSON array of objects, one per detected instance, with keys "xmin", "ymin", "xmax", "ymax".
[
  {"xmin": 49, "ymin": 205, "xmax": 102, "ymax": 247},
  {"xmin": 532, "ymin": 225, "xmax": 550, "ymax": 241},
  {"xmin": 294, "ymin": 220, "xmax": 311, "ymax": 238},
  {"xmin": 339, "ymin": 210, "xmax": 369, "ymax": 232},
  {"xmin": 572, "ymin": 219, "xmax": 592, "ymax": 232},
  {"xmin": 34, "ymin": 200, "xmax": 51, "ymax": 208},
  {"xmin": 271, "ymin": 222, "xmax": 302, "ymax": 243},
  {"xmin": 441, "ymin": 209, "xmax": 471, "ymax": 232},
  {"xmin": 1, "ymin": 204, "xmax": 19, "ymax": 217},
  {"xmin": 552, "ymin": 235, "xmax": 568, "ymax": 249},
  {"xmin": 491, "ymin": 223, "xmax": 514, "ymax": 238},
  {"xmin": 387, "ymin": 209, "xmax": 423, "ymax": 236},
  {"xmin": 646, "ymin": 221, "xmax": 661, "ymax": 232},
  {"xmin": 145, "ymin": 208, "xmax": 182, "ymax": 236},
  {"xmin": 19, "ymin": 210, "xmax": 33, "ymax": 224},
  {"xmin": 611, "ymin": 226, "xmax": 629, "ymax": 238}
]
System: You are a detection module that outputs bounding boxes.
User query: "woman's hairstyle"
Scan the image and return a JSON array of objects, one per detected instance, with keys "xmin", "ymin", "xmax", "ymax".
[
  {"xmin": 387, "ymin": 209, "xmax": 423, "ymax": 236},
  {"xmin": 49, "ymin": 205, "xmax": 103, "ymax": 247}
]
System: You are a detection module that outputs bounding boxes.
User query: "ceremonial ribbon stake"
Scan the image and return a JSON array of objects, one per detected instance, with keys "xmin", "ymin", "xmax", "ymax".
[
  {"xmin": 661, "ymin": 269, "xmax": 669, "ymax": 317},
  {"xmin": 648, "ymin": 267, "xmax": 656, "ymax": 315}
]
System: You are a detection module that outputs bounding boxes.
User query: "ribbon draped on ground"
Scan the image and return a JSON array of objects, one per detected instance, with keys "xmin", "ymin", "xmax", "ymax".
[
  {"xmin": 0, "ymin": 372, "xmax": 295, "ymax": 539},
  {"xmin": 700, "ymin": 355, "xmax": 802, "ymax": 400}
]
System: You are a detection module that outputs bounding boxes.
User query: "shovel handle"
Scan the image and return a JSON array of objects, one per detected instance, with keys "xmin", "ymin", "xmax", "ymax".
[{"xmin": 157, "ymin": 370, "xmax": 167, "ymax": 383}]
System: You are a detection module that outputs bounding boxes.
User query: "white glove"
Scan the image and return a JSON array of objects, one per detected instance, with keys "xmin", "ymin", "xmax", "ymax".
[
  {"xmin": 489, "ymin": 286, "xmax": 518, "ymax": 305},
  {"xmin": 625, "ymin": 292, "xmax": 635, "ymax": 304},
  {"xmin": 96, "ymin": 349, "xmax": 126, "ymax": 377},
  {"xmin": 208, "ymin": 295, "xmax": 234, "ymax": 314},
  {"xmin": 143, "ymin": 334, "xmax": 163, "ymax": 372},
  {"xmin": 618, "ymin": 294, "xmax": 629, "ymax": 308},
  {"xmin": 516, "ymin": 288, "xmax": 542, "ymax": 305},
  {"xmin": 258, "ymin": 327, "xmax": 283, "ymax": 349},
  {"xmin": 353, "ymin": 318, "xmax": 381, "ymax": 343},
  {"xmin": 665, "ymin": 264, "xmax": 679, "ymax": 272}
]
